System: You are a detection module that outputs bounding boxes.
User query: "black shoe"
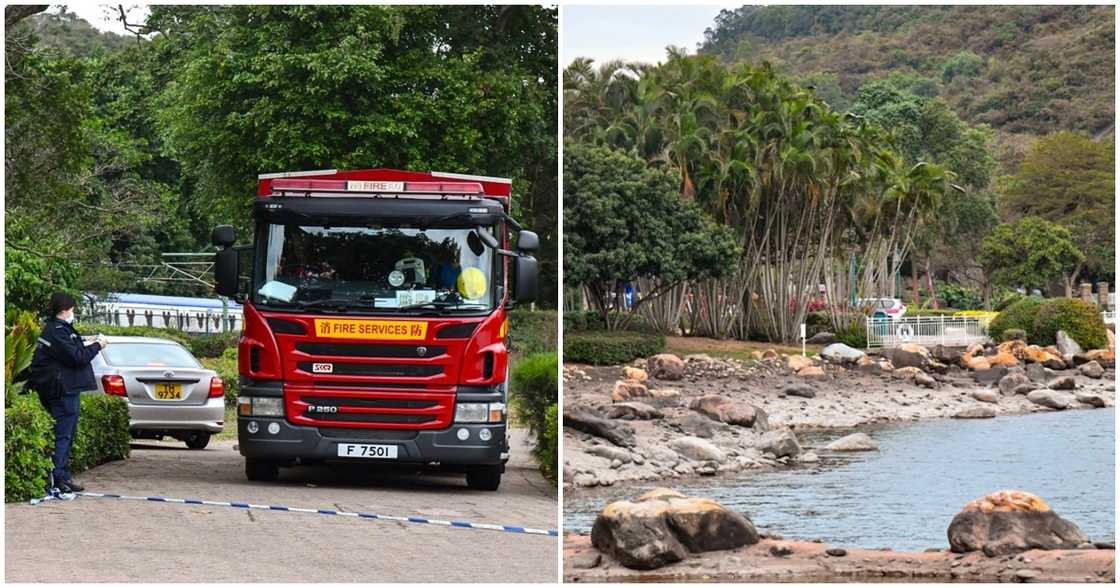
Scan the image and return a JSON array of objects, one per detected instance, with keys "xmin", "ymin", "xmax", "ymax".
[{"xmin": 57, "ymin": 479, "xmax": 84, "ymax": 493}]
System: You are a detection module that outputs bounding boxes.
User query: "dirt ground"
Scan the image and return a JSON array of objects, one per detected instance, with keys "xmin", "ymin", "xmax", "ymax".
[
  {"xmin": 5, "ymin": 429, "xmax": 557, "ymax": 583},
  {"xmin": 564, "ymin": 534, "xmax": 1116, "ymax": 583}
]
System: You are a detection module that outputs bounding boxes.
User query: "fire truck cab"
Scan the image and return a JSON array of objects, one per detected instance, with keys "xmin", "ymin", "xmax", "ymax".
[{"xmin": 211, "ymin": 169, "xmax": 539, "ymax": 491}]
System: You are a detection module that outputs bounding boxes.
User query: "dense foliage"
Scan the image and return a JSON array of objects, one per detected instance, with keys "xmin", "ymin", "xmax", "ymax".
[
  {"xmin": 978, "ymin": 217, "xmax": 1084, "ymax": 293},
  {"xmin": 987, "ymin": 297, "xmax": 1043, "ymax": 343},
  {"xmin": 1031, "ymin": 298, "xmax": 1108, "ymax": 350},
  {"xmin": 200, "ymin": 348, "xmax": 240, "ymax": 407},
  {"xmin": 509, "ymin": 352, "xmax": 558, "ymax": 480},
  {"xmin": 563, "ymin": 331, "xmax": 667, "ymax": 365},
  {"xmin": 508, "ymin": 309, "xmax": 558, "ymax": 355}
]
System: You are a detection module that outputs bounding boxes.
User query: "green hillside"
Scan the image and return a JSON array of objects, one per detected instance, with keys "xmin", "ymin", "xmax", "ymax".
[{"xmin": 700, "ymin": 5, "xmax": 1114, "ymax": 141}]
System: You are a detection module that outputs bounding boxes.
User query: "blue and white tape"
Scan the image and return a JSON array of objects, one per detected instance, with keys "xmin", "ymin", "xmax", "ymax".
[{"xmin": 31, "ymin": 490, "xmax": 558, "ymax": 537}]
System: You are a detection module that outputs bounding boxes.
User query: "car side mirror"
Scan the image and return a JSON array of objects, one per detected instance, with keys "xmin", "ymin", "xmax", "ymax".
[
  {"xmin": 516, "ymin": 230, "xmax": 539, "ymax": 253},
  {"xmin": 513, "ymin": 256, "xmax": 538, "ymax": 304}
]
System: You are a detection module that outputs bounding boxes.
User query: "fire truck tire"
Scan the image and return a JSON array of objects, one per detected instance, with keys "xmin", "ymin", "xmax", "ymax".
[
  {"xmin": 184, "ymin": 432, "xmax": 211, "ymax": 450},
  {"xmin": 245, "ymin": 458, "xmax": 280, "ymax": 482},
  {"xmin": 466, "ymin": 465, "xmax": 502, "ymax": 491}
]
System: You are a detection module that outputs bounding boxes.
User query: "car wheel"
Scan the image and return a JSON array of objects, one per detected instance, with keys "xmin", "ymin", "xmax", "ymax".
[
  {"xmin": 184, "ymin": 431, "xmax": 211, "ymax": 450},
  {"xmin": 245, "ymin": 458, "xmax": 279, "ymax": 482},
  {"xmin": 466, "ymin": 465, "xmax": 502, "ymax": 491}
]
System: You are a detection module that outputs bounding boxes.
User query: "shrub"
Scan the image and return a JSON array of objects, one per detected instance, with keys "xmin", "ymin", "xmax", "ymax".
[
  {"xmin": 509, "ymin": 353, "xmax": 558, "ymax": 480},
  {"xmin": 938, "ymin": 283, "xmax": 982, "ymax": 310},
  {"xmin": 540, "ymin": 404, "xmax": 558, "ymax": 481},
  {"xmin": 5, "ymin": 393, "xmax": 131, "ymax": 502},
  {"xmin": 74, "ymin": 323, "xmax": 193, "ymax": 349},
  {"xmin": 200, "ymin": 347, "xmax": 240, "ymax": 407},
  {"xmin": 805, "ymin": 311, "xmax": 831, "ymax": 337},
  {"xmin": 508, "ymin": 309, "xmax": 557, "ymax": 355},
  {"xmin": 563, "ymin": 331, "xmax": 666, "ymax": 365},
  {"xmin": 188, "ymin": 331, "xmax": 241, "ymax": 358},
  {"xmin": 5, "ymin": 310, "xmax": 39, "ymax": 403},
  {"xmin": 1031, "ymin": 298, "xmax": 1108, "ymax": 350},
  {"xmin": 987, "ymin": 297, "xmax": 1043, "ymax": 343},
  {"xmin": 563, "ymin": 310, "xmax": 657, "ymax": 334},
  {"xmin": 1001, "ymin": 328, "xmax": 1027, "ymax": 342},
  {"xmin": 835, "ymin": 320, "xmax": 868, "ymax": 349}
]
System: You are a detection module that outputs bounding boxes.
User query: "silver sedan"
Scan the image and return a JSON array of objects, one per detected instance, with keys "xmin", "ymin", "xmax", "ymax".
[{"xmin": 89, "ymin": 336, "xmax": 226, "ymax": 449}]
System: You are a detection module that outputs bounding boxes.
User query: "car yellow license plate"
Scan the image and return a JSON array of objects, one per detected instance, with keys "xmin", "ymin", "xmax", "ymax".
[{"xmin": 154, "ymin": 383, "xmax": 182, "ymax": 400}]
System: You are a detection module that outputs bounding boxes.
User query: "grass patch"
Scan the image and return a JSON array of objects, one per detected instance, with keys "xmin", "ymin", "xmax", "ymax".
[{"xmin": 216, "ymin": 405, "xmax": 239, "ymax": 441}]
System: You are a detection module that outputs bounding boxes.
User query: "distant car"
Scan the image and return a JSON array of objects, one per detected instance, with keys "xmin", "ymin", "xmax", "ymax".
[
  {"xmin": 859, "ymin": 297, "xmax": 907, "ymax": 319},
  {"xmin": 89, "ymin": 336, "xmax": 225, "ymax": 449}
]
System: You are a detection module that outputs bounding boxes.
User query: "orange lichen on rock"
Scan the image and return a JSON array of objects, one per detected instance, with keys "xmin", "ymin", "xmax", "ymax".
[{"xmin": 961, "ymin": 490, "xmax": 1051, "ymax": 514}]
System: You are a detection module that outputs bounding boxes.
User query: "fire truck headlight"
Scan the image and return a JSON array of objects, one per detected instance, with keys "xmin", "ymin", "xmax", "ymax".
[
  {"xmin": 478, "ymin": 428, "xmax": 492, "ymax": 442},
  {"xmin": 454, "ymin": 403, "xmax": 488, "ymax": 423},
  {"xmin": 252, "ymin": 397, "xmax": 284, "ymax": 417},
  {"xmin": 487, "ymin": 402, "xmax": 506, "ymax": 423}
]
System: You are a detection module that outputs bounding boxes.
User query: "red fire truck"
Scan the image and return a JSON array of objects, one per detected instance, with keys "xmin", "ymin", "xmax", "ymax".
[{"xmin": 210, "ymin": 169, "xmax": 539, "ymax": 490}]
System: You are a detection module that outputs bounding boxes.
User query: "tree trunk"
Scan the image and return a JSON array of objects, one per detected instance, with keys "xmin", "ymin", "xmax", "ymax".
[
  {"xmin": 911, "ymin": 258, "xmax": 921, "ymax": 307},
  {"xmin": 925, "ymin": 257, "xmax": 939, "ymax": 309}
]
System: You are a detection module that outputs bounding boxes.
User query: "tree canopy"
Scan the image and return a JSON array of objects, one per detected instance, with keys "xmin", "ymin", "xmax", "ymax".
[{"xmin": 978, "ymin": 216, "xmax": 1084, "ymax": 292}]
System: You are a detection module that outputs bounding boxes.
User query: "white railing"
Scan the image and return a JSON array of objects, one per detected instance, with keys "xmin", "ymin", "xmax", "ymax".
[
  {"xmin": 1103, "ymin": 311, "xmax": 1115, "ymax": 325},
  {"xmin": 866, "ymin": 315, "xmax": 988, "ymax": 349}
]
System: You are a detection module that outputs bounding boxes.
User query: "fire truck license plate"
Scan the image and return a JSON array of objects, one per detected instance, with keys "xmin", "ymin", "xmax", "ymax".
[{"xmin": 336, "ymin": 443, "xmax": 399, "ymax": 459}]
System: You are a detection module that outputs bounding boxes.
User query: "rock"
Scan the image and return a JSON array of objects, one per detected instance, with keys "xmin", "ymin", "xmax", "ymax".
[
  {"xmin": 756, "ymin": 430, "xmax": 802, "ymax": 458},
  {"xmin": 1020, "ymin": 345, "xmax": 1063, "ymax": 368},
  {"xmin": 564, "ymin": 407, "xmax": 636, "ymax": 447},
  {"xmin": 914, "ymin": 372, "xmax": 937, "ymax": 389},
  {"xmin": 683, "ymin": 353, "xmax": 716, "ymax": 368},
  {"xmin": 825, "ymin": 548, "xmax": 848, "ymax": 557},
  {"xmin": 965, "ymin": 355, "xmax": 992, "ymax": 371},
  {"xmin": 1077, "ymin": 349, "xmax": 1115, "ymax": 368},
  {"xmin": 1079, "ymin": 361, "xmax": 1105, "ymax": 379},
  {"xmin": 1026, "ymin": 389, "xmax": 1075, "ymax": 410},
  {"xmin": 925, "ymin": 360, "xmax": 950, "ymax": 375},
  {"xmin": 606, "ymin": 401, "xmax": 663, "ymax": 420},
  {"xmin": 783, "ymin": 383, "xmax": 817, "ymax": 398},
  {"xmin": 947, "ymin": 490, "xmax": 1090, "ymax": 556},
  {"xmin": 806, "ymin": 332, "xmax": 836, "ymax": 344},
  {"xmin": 675, "ymin": 413, "xmax": 721, "ymax": 438},
  {"xmin": 987, "ymin": 352, "xmax": 1019, "ymax": 368},
  {"xmin": 972, "ymin": 366, "xmax": 1008, "ymax": 385},
  {"xmin": 1048, "ymin": 376, "xmax": 1077, "ymax": 391},
  {"xmin": 954, "ymin": 406, "xmax": 996, "ymax": 419},
  {"xmin": 971, "ymin": 389, "xmax": 999, "ymax": 403},
  {"xmin": 889, "ymin": 343, "xmax": 932, "ymax": 370},
  {"xmin": 998, "ymin": 372, "xmax": 1032, "ymax": 396},
  {"xmin": 1094, "ymin": 541, "xmax": 1115, "ymax": 550},
  {"xmin": 786, "ymin": 354, "xmax": 814, "ymax": 372},
  {"xmin": 570, "ymin": 551, "xmax": 602, "ymax": 570},
  {"xmin": 761, "ymin": 349, "xmax": 780, "ymax": 360},
  {"xmin": 821, "ymin": 343, "xmax": 866, "ymax": 364},
  {"xmin": 611, "ymin": 380, "xmax": 650, "ymax": 402},
  {"xmin": 1056, "ymin": 330, "xmax": 1084, "ymax": 357},
  {"xmin": 647, "ymin": 354, "xmax": 685, "ymax": 381},
  {"xmin": 893, "ymin": 366, "xmax": 933, "ymax": 387},
  {"xmin": 621, "ymin": 366, "xmax": 648, "ymax": 381},
  {"xmin": 587, "ymin": 444, "xmax": 632, "ymax": 464},
  {"xmin": 825, "ymin": 432, "xmax": 878, "ymax": 452},
  {"xmin": 670, "ymin": 436, "xmax": 726, "ymax": 462},
  {"xmin": 932, "ymin": 344, "xmax": 964, "ymax": 365},
  {"xmin": 689, "ymin": 395, "xmax": 768, "ymax": 429},
  {"xmin": 1075, "ymin": 393, "xmax": 1106, "ymax": 408},
  {"xmin": 800, "ymin": 451, "xmax": 819, "ymax": 463},
  {"xmin": 591, "ymin": 489, "xmax": 760, "ymax": 570},
  {"xmin": 647, "ymin": 388, "xmax": 682, "ymax": 407},
  {"xmin": 769, "ymin": 544, "xmax": 794, "ymax": 557},
  {"xmin": 797, "ymin": 365, "xmax": 826, "ymax": 378},
  {"xmin": 1025, "ymin": 363, "xmax": 1052, "ymax": 383},
  {"xmin": 573, "ymin": 472, "xmax": 597, "ymax": 487},
  {"xmin": 1015, "ymin": 569, "xmax": 1041, "ymax": 581}
]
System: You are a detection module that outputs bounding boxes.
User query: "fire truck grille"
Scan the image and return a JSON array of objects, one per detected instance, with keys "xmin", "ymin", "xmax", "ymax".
[
  {"xmin": 302, "ymin": 396, "xmax": 438, "ymax": 410},
  {"xmin": 310, "ymin": 412, "xmax": 437, "ymax": 425},
  {"xmin": 297, "ymin": 362, "xmax": 443, "ymax": 378},
  {"xmin": 296, "ymin": 342, "xmax": 447, "ymax": 358},
  {"xmin": 318, "ymin": 428, "xmax": 418, "ymax": 441}
]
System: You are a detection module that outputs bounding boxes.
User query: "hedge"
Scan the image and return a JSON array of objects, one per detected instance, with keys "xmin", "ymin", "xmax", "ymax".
[
  {"xmin": 563, "ymin": 330, "xmax": 666, "ymax": 365},
  {"xmin": 74, "ymin": 323, "xmax": 193, "ymax": 349},
  {"xmin": 200, "ymin": 347, "xmax": 240, "ymax": 407},
  {"xmin": 1031, "ymin": 298, "xmax": 1108, "ymax": 350},
  {"xmin": 987, "ymin": 297, "xmax": 1043, "ymax": 343},
  {"xmin": 5, "ymin": 393, "xmax": 131, "ymax": 502},
  {"xmin": 508, "ymin": 309, "xmax": 557, "ymax": 355},
  {"xmin": 509, "ymin": 352, "xmax": 558, "ymax": 480},
  {"xmin": 188, "ymin": 331, "xmax": 241, "ymax": 358}
]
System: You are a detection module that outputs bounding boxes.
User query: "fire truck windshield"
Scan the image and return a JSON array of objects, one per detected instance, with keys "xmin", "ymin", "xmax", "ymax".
[{"xmin": 253, "ymin": 223, "xmax": 496, "ymax": 314}]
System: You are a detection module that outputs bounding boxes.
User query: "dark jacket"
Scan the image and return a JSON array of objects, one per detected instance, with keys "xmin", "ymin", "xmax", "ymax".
[{"xmin": 34, "ymin": 318, "xmax": 103, "ymax": 395}]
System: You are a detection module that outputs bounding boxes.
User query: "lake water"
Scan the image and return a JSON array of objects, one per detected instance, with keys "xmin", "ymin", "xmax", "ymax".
[{"xmin": 564, "ymin": 408, "xmax": 1115, "ymax": 551}]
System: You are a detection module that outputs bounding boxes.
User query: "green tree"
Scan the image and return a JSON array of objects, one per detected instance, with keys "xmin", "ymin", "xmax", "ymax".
[
  {"xmin": 978, "ymin": 217, "xmax": 1085, "ymax": 293},
  {"xmin": 941, "ymin": 50, "xmax": 983, "ymax": 83},
  {"xmin": 564, "ymin": 142, "xmax": 738, "ymax": 331}
]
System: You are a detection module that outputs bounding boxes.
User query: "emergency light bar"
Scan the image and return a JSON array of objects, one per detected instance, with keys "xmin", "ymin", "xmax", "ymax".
[{"xmin": 270, "ymin": 178, "xmax": 484, "ymax": 195}]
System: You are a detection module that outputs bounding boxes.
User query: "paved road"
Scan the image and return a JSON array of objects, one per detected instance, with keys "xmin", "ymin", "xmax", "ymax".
[{"xmin": 6, "ymin": 429, "xmax": 557, "ymax": 583}]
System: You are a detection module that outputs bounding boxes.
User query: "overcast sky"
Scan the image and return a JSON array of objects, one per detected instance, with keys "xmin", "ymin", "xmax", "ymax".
[
  {"xmin": 59, "ymin": 4, "xmax": 148, "ymax": 36},
  {"xmin": 563, "ymin": 4, "xmax": 741, "ymax": 66}
]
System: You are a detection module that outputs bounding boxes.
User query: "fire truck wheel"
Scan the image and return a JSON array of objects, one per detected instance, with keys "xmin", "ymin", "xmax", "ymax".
[
  {"xmin": 466, "ymin": 465, "xmax": 502, "ymax": 491},
  {"xmin": 184, "ymin": 432, "xmax": 211, "ymax": 450},
  {"xmin": 245, "ymin": 458, "xmax": 280, "ymax": 482}
]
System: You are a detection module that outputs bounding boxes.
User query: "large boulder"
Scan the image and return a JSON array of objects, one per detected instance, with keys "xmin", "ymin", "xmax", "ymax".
[
  {"xmin": 1026, "ymin": 389, "xmax": 1075, "ymax": 410},
  {"xmin": 786, "ymin": 354, "xmax": 814, "ymax": 372},
  {"xmin": 646, "ymin": 388, "xmax": 682, "ymax": 407},
  {"xmin": 889, "ymin": 343, "xmax": 932, "ymax": 370},
  {"xmin": 987, "ymin": 352, "xmax": 1019, "ymax": 368},
  {"xmin": 1079, "ymin": 360, "xmax": 1105, "ymax": 379},
  {"xmin": 997, "ymin": 372, "xmax": 1032, "ymax": 396},
  {"xmin": 1048, "ymin": 376, "xmax": 1077, "ymax": 391},
  {"xmin": 947, "ymin": 490, "xmax": 1089, "ymax": 556},
  {"xmin": 689, "ymin": 395, "xmax": 767, "ymax": 429},
  {"xmin": 825, "ymin": 432, "xmax": 879, "ymax": 451},
  {"xmin": 806, "ymin": 332, "xmax": 836, "ymax": 344},
  {"xmin": 606, "ymin": 401, "xmax": 663, "ymax": 420},
  {"xmin": 647, "ymin": 354, "xmax": 685, "ymax": 381},
  {"xmin": 931, "ymin": 344, "xmax": 963, "ymax": 365},
  {"xmin": 621, "ymin": 366, "xmax": 648, "ymax": 381},
  {"xmin": 820, "ymin": 343, "xmax": 866, "ymax": 364},
  {"xmin": 669, "ymin": 436, "xmax": 726, "ymax": 462},
  {"xmin": 591, "ymin": 488, "xmax": 760, "ymax": 570},
  {"xmin": 565, "ymin": 407, "xmax": 636, "ymax": 447},
  {"xmin": 783, "ymin": 383, "xmax": 817, "ymax": 399},
  {"xmin": 964, "ymin": 354, "xmax": 992, "ymax": 371},
  {"xmin": 1075, "ymin": 392, "xmax": 1107, "ymax": 408},
  {"xmin": 673, "ymin": 413, "xmax": 722, "ymax": 438},
  {"xmin": 971, "ymin": 389, "xmax": 999, "ymax": 403},
  {"xmin": 1056, "ymin": 330, "xmax": 1084, "ymax": 357},
  {"xmin": 756, "ymin": 430, "xmax": 802, "ymax": 458},
  {"xmin": 611, "ymin": 379, "xmax": 650, "ymax": 402}
]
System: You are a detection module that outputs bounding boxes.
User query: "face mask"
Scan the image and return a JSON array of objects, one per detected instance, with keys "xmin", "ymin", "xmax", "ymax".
[{"xmin": 61, "ymin": 311, "xmax": 75, "ymax": 324}]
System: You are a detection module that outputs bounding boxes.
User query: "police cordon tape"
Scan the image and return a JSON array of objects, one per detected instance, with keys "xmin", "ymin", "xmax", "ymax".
[{"xmin": 30, "ymin": 489, "xmax": 558, "ymax": 537}]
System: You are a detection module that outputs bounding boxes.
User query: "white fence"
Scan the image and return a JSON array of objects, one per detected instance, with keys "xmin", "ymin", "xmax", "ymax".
[
  {"xmin": 866, "ymin": 315, "xmax": 988, "ymax": 349},
  {"xmin": 84, "ymin": 308, "xmax": 242, "ymax": 334}
]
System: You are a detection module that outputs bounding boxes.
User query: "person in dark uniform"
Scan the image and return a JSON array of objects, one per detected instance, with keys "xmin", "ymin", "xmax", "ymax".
[{"xmin": 29, "ymin": 292, "xmax": 109, "ymax": 493}]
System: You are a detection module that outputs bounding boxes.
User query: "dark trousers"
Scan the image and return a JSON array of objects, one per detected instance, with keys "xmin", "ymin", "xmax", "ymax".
[{"xmin": 45, "ymin": 393, "xmax": 81, "ymax": 484}]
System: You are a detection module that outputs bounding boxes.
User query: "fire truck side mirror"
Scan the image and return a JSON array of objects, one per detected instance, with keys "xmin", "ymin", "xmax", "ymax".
[
  {"xmin": 214, "ymin": 248, "xmax": 239, "ymax": 298},
  {"xmin": 513, "ymin": 256, "xmax": 538, "ymax": 304},
  {"xmin": 515, "ymin": 230, "xmax": 539, "ymax": 253},
  {"xmin": 211, "ymin": 225, "xmax": 236, "ymax": 248}
]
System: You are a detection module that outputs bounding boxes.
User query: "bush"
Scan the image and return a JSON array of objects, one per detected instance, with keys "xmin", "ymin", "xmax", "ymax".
[
  {"xmin": 509, "ymin": 353, "xmax": 558, "ymax": 480},
  {"xmin": 1031, "ymin": 298, "xmax": 1108, "ymax": 350},
  {"xmin": 988, "ymin": 296, "xmax": 1043, "ymax": 343},
  {"xmin": 5, "ymin": 393, "xmax": 131, "ymax": 502},
  {"xmin": 5, "ymin": 310, "xmax": 39, "ymax": 401},
  {"xmin": 74, "ymin": 323, "xmax": 193, "ymax": 349},
  {"xmin": 1001, "ymin": 328, "xmax": 1027, "ymax": 342},
  {"xmin": 563, "ymin": 310, "xmax": 657, "ymax": 334},
  {"xmin": 540, "ymin": 404, "xmax": 558, "ymax": 481},
  {"xmin": 508, "ymin": 309, "xmax": 557, "ymax": 355},
  {"xmin": 563, "ymin": 331, "xmax": 666, "ymax": 365},
  {"xmin": 200, "ymin": 347, "xmax": 240, "ymax": 407},
  {"xmin": 834, "ymin": 320, "xmax": 868, "ymax": 349},
  {"xmin": 188, "ymin": 331, "xmax": 241, "ymax": 358},
  {"xmin": 938, "ymin": 283, "xmax": 982, "ymax": 310}
]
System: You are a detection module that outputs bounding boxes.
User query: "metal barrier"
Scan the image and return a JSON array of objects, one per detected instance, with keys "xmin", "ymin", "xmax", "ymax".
[
  {"xmin": 866, "ymin": 315, "xmax": 988, "ymax": 349},
  {"xmin": 83, "ymin": 308, "xmax": 242, "ymax": 334}
]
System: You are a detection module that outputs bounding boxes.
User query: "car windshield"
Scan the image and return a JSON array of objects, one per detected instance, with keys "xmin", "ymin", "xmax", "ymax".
[
  {"xmin": 254, "ymin": 223, "xmax": 496, "ymax": 313},
  {"xmin": 102, "ymin": 343, "xmax": 201, "ymax": 368}
]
